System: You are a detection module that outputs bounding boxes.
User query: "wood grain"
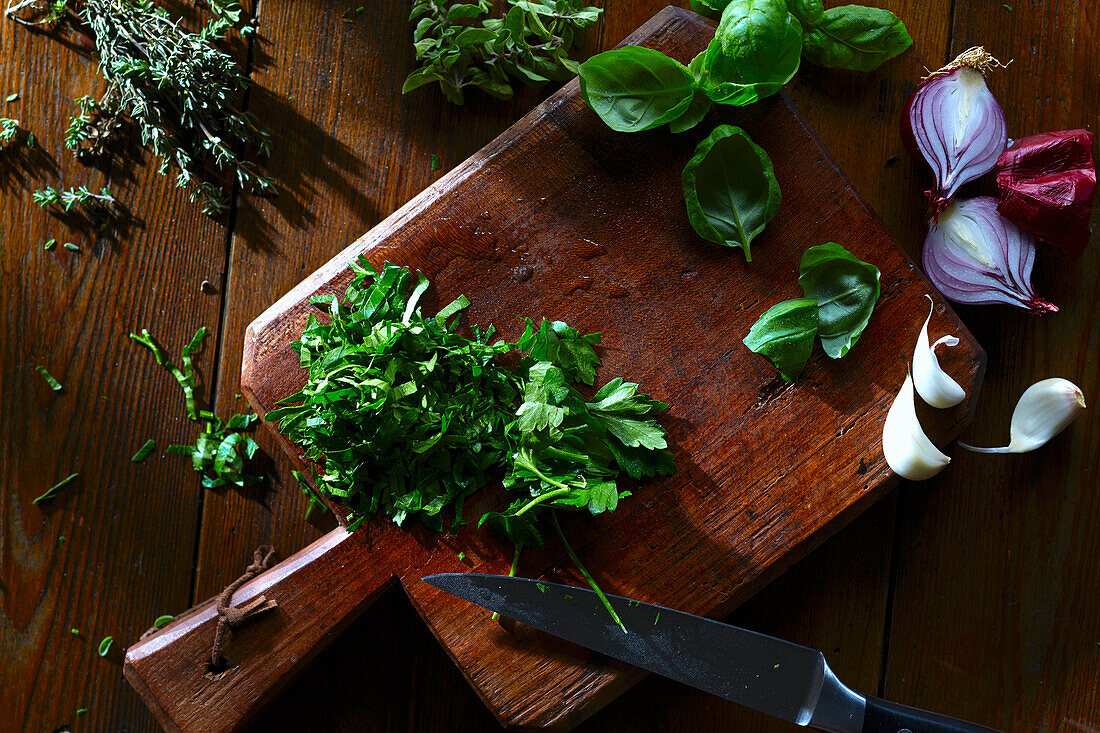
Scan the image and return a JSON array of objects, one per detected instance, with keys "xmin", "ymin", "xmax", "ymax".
[
  {"xmin": 123, "ymin": 7, "xmax": 985, "ymax": 732},
  {"xmin": 0, "ymin": 10, "xmax": 229, "ymax": 733}
]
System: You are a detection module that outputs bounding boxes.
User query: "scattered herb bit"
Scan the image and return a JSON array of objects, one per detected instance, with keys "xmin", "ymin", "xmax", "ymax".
[
  {"xmin": 404, "ymin": 0, "xmax": 602, "ymax": 105},
  {"xmin": 58, "ymin": 535, "xmax": 66, "ymax": 543},
  {"xmin": 1002, "ymin": 3, "xmax": 1012, "ymax": 9},
  {"xmin": 63, "ymin": 242, "xmax": 81, "ymax": 252},
  {"xmin": 293, "ymin": 470, "xmax": 325, "ymax": 520},
  {"xmin": 430, "ymin": 153, "xmax": 441, "ymax": 171},
  {"xmin": 33, "ymin": 472, "xmax": 79, "ymax": 505},
  {"xmin": 681, "ymin": 125, "xmax": 781, "ymax": 261},
  {"xmin": 0, "ymin": 117, "xmax": 21, "ymax": 146},
  {"xmin": 8, "ymin": 0, "xmax": 272, "ymax": 215},
  {"xmin": 272, "ymin": 259, "xmax": 674, "ymax": 624},
  {"xmin": 35, "ymin": 365, "xmax": 63, "ymax": 391},
  {"xmin": 131, "ymin": 327, "xmax": 263, "ymax": 488},
  {"xmin": 797, "ymin": 242, "xmax": 880, "ymax": 358},
  {"xmin": 5, "ymin": 93, "xmax": 17, "ymax": 102},
  {"xmin": 654, "ymin": 611, "xmax": 660, "ymax": 625},
  {"xmin": 536, "ymin": 582, "xmax": 548, "ymax": 593},
  {"xmin": 130, "ymin": 438, "xmax": 156, "ymax": 463},
  {"xmin": 153, "ymin": 614, "xmax": 174, "ymax": 629},
  {"xmin": 71, "ymin": 628, "xmax": 80, "ymax": 635},
  {"xmin": 743, "ymin": 298, "xmax": 819, "ymax": 382},
  {"xmin": 98, "ymin": 636, "xmax": 113, "ymax": 657},
  {"xmin": 33, "ymin": 185, "xmax": 117, "ymax": 215},
  {"xmin": 457, "ymin": 551, "xmax": 466, "ymax": 562},
  {"xmin": 76, "ymin": 708, "xmax": 88, "ymax": 716},
  {"xmin": 44, "ymin": 238, "xmax": 57, "ymax": 251}
]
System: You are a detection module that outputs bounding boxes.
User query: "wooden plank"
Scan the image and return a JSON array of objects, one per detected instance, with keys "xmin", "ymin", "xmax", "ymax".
[
  {"xmin": 0, "ymin": 12, "xmax": 229, "ymax": 733},
  {"xmin": 882, "ymin": 0, "xmax": 1100, "ymax": 730},
  {"xmin": 124, "ymin": 6, "xmax": 985, "ymax": 731}
]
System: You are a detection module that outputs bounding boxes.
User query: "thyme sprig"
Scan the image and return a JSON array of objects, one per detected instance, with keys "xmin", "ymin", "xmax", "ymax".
[
  {"xmin": 33, "ymin": 184, "xmax": 117, "ymax": 213},
  {"xmin": 6, "ymin": 0, "xmax": 272, "ymax": 215},
  {"xmin": 404, "ymin": 0, "xmax": 601, "ymax": 105}
]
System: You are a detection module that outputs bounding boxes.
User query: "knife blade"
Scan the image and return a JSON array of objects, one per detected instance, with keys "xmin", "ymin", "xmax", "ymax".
[{"xmin": 424, "ymin": 573, "xmax": 1002, "ymax": 733}]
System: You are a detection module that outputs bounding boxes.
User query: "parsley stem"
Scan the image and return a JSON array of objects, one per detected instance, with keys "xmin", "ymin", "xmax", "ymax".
[
  {"xmin": 492, "ymin": 544, "xmax": 523, "ymax": 621},
  {"xmin": 550, "ymin": 511, "xmax": 627, "ymax": 634},
  {"xmin": 513, "ymin": 487, "xmax": 571, "ymax": 517}
]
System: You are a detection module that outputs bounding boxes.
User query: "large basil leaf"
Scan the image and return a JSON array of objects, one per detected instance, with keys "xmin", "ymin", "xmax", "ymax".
[
  {"xmin": 802, "ymin": 6, "xmax": 912, "ymax": 72},
  {"xmin": 579, "ymin": 46, "xmax": 695, "ymax": 132},
  {"xmin": 681, "ymin": 125, "xmax": 781, "ymax": 261},
  {"xmin": 785, "ymin": 0, "xmax": 823, "ymax": 25},
  {"xmin": 701, "ymin": 0, "xmax": 802, "ymax": 105},
  {"xmin": 743, "ymin": 298, "xmax": 819, "ymax": 382},
  {"xmin": 669, "ymin": 90, "xmax": 713, "ymax": 133},
  {"xmin": 797, "ymin": 242, "xmax": 880, "ymax": 358}
]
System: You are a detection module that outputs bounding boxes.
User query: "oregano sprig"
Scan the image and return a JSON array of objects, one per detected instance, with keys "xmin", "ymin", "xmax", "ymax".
[{"xmin": 404, "ymin": 0, "xmax": 601, "ymax": 105}]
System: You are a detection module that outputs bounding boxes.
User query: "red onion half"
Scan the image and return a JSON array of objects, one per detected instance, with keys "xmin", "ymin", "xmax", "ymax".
[
  {"xmin": 923, "ymin": 196, "xmax": 1057, "ymax": 313},
  {"xmin": 995, "ymin": 129, "xmax": 1097, "ymax": 259},
  {"xmin": 903, "ymin": 47, "xmax": 1008, "ymax": 216}
]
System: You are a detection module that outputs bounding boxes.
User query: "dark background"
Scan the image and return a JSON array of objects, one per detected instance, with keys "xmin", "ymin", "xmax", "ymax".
[{"xmin": 1, "ymin": 0, "xmax": 1096, "ymax": 730}]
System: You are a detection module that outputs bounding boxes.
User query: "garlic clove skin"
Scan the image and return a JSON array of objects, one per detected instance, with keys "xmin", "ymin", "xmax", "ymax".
[
  {"xmin": 960, "ymin": 378, "xmax": 1086, "ymax": 454},
  {"xmin": 883, "ymin": 372, "xmax": 952, "ymax": 480},
  {"xmin": 912, "ymin": 296, "xmax": 966, "ymax": 408}
]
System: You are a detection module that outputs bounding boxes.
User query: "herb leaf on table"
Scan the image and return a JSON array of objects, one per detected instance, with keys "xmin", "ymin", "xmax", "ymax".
[
  {"xmin": 797, "ymin": 241, "xmax": 881, "ymax": 358},
  {"xmin": 682, "ymin": 125, "xmax": 781, "ymax": 261},
  {"xmin": 801, "ymin": 5, "xmax": 912, "ymax": 72},
  {"xmin": 578, "ymin": 46, "xmax": 697, "ymax": 133},
  {"xmin": 701, "ymin": 0, "xmax": 803, "ymax": 106}
]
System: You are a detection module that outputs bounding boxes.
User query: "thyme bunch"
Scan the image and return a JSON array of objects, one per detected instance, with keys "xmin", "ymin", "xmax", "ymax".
[
  {"xmin": 403, "ymin": 0, "xmax": 601, "ymax": 105},
  {"xmin": 6, "ymin": 0, "xmax": 271, "ymax": 215}
]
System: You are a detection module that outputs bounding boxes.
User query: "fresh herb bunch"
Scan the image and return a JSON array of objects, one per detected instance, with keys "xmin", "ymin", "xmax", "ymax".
[
  {"xmin": 270, "ymin": 258, "xmax": 674, "ymax": 533},
  {"xmin": 579, "ymin": 0, "xmax": 911, "ymax": 134},
  {"xmin": 403, "ymin": 0, "xmax": 602, "ymax": 105},
  {"xmin": 130, "ymin": 326, "xmax": 263, "ymax": 488},
  {"xmin": 7, "ymin": 0, "xmax": 271, "ymax": 215}
]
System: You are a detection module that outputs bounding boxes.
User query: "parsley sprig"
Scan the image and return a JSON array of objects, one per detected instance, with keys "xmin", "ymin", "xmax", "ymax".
[{"xmin": 270, "ymin": 259, "xmax": 675, "ymax": 625}]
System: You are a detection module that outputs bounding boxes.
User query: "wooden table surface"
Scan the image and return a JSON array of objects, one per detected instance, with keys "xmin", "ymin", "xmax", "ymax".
[{"xmin": 2, "ymin": 1, "xmax": 1096, "ymax": 731}]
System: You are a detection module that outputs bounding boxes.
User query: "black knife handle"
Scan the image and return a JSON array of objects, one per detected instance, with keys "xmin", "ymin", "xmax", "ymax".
[{"xmin": 862, "ymin": 696, "xmax": 1003, "ymax": 733}]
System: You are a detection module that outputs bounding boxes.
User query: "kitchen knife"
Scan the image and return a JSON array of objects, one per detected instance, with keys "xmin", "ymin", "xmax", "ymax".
[{"xmin": 424, "ymin": 573, "xmax": 1001, "ymax": 733}]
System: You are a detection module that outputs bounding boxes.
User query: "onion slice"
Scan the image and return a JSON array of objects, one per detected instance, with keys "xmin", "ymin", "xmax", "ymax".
[
  {"xmin": 922, "ymin": 196, "xmax": 1057, "ymax": 313},
  {"xmin": 902, "ymin": 47, "xmax": 1008, "ymax": 217}
]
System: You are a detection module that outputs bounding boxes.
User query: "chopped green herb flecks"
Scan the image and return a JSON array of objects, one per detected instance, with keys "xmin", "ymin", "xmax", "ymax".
[
  {"xmin": 71, "ymin": 628, "xmax": 80, "ymax": 635},
  {"xmin": 274, "ymin": 259, "xmax": 674, "ymax": 626},
  {"xmin": 430, "ymin": 153, "xmax": 441, "ymax": 171},
  {"xmin": 98, "ymin": 636, "xmax": 113, "ymax": 657},
  {"xmin": 44, "ymin": 238, "xmax": 57, "ymax": 250},
  {"xmin": 153, "ymin": 614, "xmax": 174, "ymax": 629},
  {"xmin": 654, "ymin": 611, "xmax": 660, "ymax": 625},
  {"xmin": 33, "ymin": 472, "xmax": 79, "ymax": 505},
  {"xmin": 35, "ymin": 365, "xmax": 62, "ymax": 391},
  {"xmin": 63, "ymin": 242, "xmax": 81, "ymax": 252},
  {"xmin": 5, "ymin": 93, "xmax": 18, "ymax": 102},
  {"xmin": 131, "ymin": 439, "xmax": 156, "ymax": 463},
  {"xmin": 76, "ymin": 707, "xmax": 88, "ymax": 716}
]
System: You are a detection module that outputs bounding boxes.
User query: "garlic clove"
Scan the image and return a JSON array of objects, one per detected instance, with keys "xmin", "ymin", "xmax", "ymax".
[
  {"xmin": 912, "ymin": 296, "xmax": 966, "ymax": 408},
  {"xmin": 883, "ymin": 372, "xmax": 951, "ymax": 480},
  {"xmin": 960, "ymin": 378, "xmax": 1086, "ymax": 454}
]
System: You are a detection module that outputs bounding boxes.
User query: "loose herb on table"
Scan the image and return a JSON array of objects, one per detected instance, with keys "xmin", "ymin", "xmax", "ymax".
[
  {"xmin": 130, "ymin": 327, "xmax": 263, "ymax": 489},
  {"xmin": 130, "ymin": 438, "xmax": 156, "ymax": 463},
  {"xmin": 270, "ymin": 258, "xmax": 675, "ymax": 625},
  {"xmin": 404, "ymin": 0, "xmax": 601, "ymax": 105},
  {"xmin": 35, "ymin": 365, "xmax": 63, "ymax": 391},
  {"xmin": 681, "ymin": 125, "xmax": 781, "ymax": 261},
  {"xmin": 97, "ymin": 636, "xmax": 113, "ymax": 657},
  {"xmin": 744, "ymin": 242, "xmax": 880, "ymax": 380},
  {"xmin": 6, "ymin": 0, "xmax": 271, "ymax": 216},
  {"xmin": 33, "ymin": 185, "xmax": 116, "ymax": 215},
  {"xmin": 33, "ymin": 472, "xmax": 79, "ymax": 505}
]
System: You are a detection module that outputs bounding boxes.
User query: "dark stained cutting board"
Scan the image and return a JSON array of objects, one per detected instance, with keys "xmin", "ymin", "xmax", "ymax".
[{"xmin": 123, "ymin": 7, "xmax": 985, "ymax": 732}]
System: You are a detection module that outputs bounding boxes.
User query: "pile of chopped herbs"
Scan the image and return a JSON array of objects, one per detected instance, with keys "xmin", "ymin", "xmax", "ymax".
[
  {"xmin": 269, "ymin": 259, "xmax": 675, "ymax": 627},
  {"xmin": 130, "ymin": 326, "xmax": 263, "ymax": 489}
]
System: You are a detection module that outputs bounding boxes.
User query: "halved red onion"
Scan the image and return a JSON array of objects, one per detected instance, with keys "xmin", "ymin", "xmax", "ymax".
[
  {"xmin": 922, "ymin": 196, "xmax": 1058, "ymax": 313},
  {"xmin": 995, "ymin": 129, "xmax": 1097, "ymax": 259},
  {"xmin": 902, "ymin": 47, "xmax": 1008, "ymax": 217}
]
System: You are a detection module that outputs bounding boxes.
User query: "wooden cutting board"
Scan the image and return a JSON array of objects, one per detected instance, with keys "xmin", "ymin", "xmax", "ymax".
[{"xmin": 124, "ymin": 6, "xmax": 985, "ymax": 732}]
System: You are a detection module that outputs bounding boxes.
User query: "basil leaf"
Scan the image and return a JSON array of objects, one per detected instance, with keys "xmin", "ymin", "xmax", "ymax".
[
  {"xmin": 681, "ymin": 125, "xmax": 781, "ymax": 261},
  {"xmin": 802, "ymin": 6, "xmax": 912, "ymax": 72},
  {"xmin": 743, "ymin": 298, "xmax": 819, "ymax": 382},
  {"xmin": 702, "ymin": 0, "xmax": 802, "ymax": 105},
  {"xmin": 98, "ymin": 636, "xmax": 114, "ymax": 657},
  {"xmin": 579, "ymin": 46, "xmax": 695, "ymax": 132},
  {"xmin": 797, "ymin": 242, "xmax": 881, "ymax": 358},
  {"xmin": 668, "ymin": 89, "xmax": 713, "ymax": 133},
  {"xmin": 785, "ymin": 0, "xmax": 823, "ymax": 25},
  {"xmin": 689, "ymin": 0, "xmax": 727, "ymax": 17},
  {"xmin": 153, "ymin": 614, "xmax": 174, "ymax": 629}
]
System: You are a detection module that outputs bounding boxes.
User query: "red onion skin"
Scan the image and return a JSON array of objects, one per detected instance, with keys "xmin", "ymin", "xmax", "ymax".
[
  {"xmin": 995, "ymin": 129, "xmax": 1097, "ymax": 259},
  {"xmin": 902, "ymin": 67, "xmax": 1007, "ymax": 218},
  {"xmin": 922, "ymin": 196, "xmax": 1058, "ymax": 313}
]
